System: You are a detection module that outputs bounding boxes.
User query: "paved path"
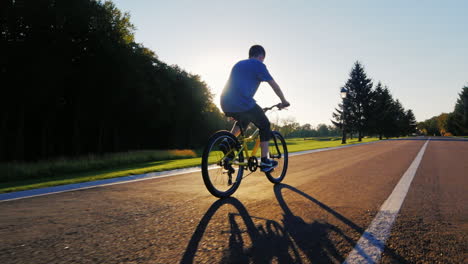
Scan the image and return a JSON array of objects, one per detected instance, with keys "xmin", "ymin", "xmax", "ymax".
[{"xmin": 0, "ymin": 138, "xmax": 466, "ymax": 263}]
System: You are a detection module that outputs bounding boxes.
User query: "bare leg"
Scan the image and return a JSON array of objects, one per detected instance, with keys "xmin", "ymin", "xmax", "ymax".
[
  {"xmin": 260, "ymin": 141, "xmax": 269, "ymax": 158},
  {"xmin": 231, "ymin": 124, "xmax": 241, "ymax": 137}
]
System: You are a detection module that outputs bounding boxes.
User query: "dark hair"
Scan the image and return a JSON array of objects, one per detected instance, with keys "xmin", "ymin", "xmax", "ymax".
[{"xmin": 249, "ymin": 45, "xmax": 266, "ymax": 58}]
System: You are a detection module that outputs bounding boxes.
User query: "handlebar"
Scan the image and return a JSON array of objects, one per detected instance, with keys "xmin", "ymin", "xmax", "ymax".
[{"xmin": 263, "ymin": 103, "xmax": 289, "ymax": 112}]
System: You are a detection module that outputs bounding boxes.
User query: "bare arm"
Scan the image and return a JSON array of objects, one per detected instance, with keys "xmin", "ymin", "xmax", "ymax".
[{"xmin": 267, "ymin": 79, "xmax": 290, "ymax": 107}]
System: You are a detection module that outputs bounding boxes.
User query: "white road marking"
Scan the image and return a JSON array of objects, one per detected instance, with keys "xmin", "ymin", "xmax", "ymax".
[
  {"xmin": 0, "ymin": 140, "xmax": 381, "ymax": 202},
  {"xmin": 0, "ymin": 167, "xmax": 202, "ymax": 202},
  {"xmin": 343, "ymin": 140, "xmax": 429, "ymax": 264}
]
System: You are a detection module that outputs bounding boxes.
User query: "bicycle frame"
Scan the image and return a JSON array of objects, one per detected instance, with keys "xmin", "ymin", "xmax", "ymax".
[
  {"xmin": 213, "ymin": 127, "xmax": 260, "ymax": 167},
  {"xmin": 202, "ymin": 103, "xmax": 288, "ymax": 197},
  {"xmin": 237, "ymin": 128, "xmax": 261, "ymax": 165},
  {"xmin": 215, "ymin": 103, "xmax": 285, "ymax": 167}
]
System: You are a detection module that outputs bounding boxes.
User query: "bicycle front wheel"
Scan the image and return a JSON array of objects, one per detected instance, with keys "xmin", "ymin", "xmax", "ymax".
[
  {"xmin": 265, "ymin": 131, "xmax": 288, "ymax": 183},
  {"xmin": 201, "ymin": 131, "xmax": 244, "ymax": 198}
]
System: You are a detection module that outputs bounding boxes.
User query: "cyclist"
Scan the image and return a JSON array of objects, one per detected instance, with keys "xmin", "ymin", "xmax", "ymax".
[{"xmin": 220, "ymin": 45, "xmax": 290, "ymax": 172}]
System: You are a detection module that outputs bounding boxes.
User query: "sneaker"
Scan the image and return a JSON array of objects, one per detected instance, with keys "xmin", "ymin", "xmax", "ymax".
[{"xmin": 260, "ymin": 158, "xmax": 278, "ymax": 172}]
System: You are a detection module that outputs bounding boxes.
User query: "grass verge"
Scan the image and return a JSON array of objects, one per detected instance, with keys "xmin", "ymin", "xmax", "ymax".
[
  {"xmin": 0, "ymin": 149, "xmax": 197, "ymax": 183},
  {"xmin": 0, "ymin": 137, "xmax": 380, "ymax": 194},
  {"xmin": 285, "ymin": 137, "xmax": 379, "ymax": 153}
]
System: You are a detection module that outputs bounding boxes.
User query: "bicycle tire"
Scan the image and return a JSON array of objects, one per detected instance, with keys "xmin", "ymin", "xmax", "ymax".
[
  {"xmin": 265, "ymin": 131, "xmax": 288, "ymax": 183},
  {"xmin": 201, "ymin": 131, "xmax": 244, "ymax": 198}
]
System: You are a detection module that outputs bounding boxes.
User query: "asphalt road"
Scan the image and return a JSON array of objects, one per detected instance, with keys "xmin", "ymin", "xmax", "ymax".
[{"xmin": 0, "ymin": 138, "xmax": 466, "ymax": 264}]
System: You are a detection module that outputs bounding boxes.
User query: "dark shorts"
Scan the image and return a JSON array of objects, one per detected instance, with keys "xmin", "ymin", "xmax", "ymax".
[{"xmin": 225, "ymin": 104, "xmax": 271, "ymax": 142}]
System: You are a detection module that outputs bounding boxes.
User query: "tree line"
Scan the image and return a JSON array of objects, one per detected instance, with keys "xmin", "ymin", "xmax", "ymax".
[
  {"xmin": 0, "ymin": 0, "xmax": 228, "ymax": 162},
  {"xmin": 1, "ymin": 1, "xmax": 427, "ymax": 163},
  {"xmin": 331, "ymin": 62, "xmax": 417, "ymax": 141},
  {"xmin": 417, "ymin": 86, "xmax": 468, "ymax": 136},
  {"xmin": 272, "ymin": 120, "xmax": 341, "ymax": 138}
]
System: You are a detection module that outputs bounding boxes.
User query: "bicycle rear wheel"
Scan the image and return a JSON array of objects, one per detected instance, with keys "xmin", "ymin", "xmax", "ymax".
[
  {"xmin": 201, "ymin": 131, "xmax": 244, "ymax": 198},
  {"xmin": 265, "ymin": 131, "xmax": 288, "ymax": 183}
]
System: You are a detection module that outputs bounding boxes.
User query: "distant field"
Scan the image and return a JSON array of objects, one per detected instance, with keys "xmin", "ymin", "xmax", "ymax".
[{"xmin": 0, "ymin": 137, "xmax": 380, "ymax": 193}]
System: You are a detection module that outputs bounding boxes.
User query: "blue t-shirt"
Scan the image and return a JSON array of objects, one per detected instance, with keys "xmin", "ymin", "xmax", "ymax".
[{"xmin": 221, "ymin": 59, "xmax": 273, "ymax": 113}]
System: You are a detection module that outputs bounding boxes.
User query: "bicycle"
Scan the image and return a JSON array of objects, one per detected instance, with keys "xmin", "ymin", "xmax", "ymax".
[{"xmin": 201, "ymin": 103, "xmax": 289, "ymax": 198}]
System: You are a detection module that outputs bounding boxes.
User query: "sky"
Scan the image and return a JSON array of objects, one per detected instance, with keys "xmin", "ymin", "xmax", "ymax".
[{"xmin": 112, "ymin": 0, "xmax": 468, "ymax": 126}]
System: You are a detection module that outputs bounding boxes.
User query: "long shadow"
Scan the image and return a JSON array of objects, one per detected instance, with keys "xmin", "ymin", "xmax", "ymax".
[
  {"xmin": 274, "ymin": 184, "xmax": 364, "ymax": 232},
  {"xmin": 273, "ymin": 184, "xmax": 359, "ymax": 263},
  {"xmin": 181, "ymin": 185, "xmax": 410, "ymax": 263},
  {"xmin": 274, "ymin": 184, "xmax": 410, "ymax": 263},
  {"xmin": 180, "ymin": 197, "xmax": 302, "ymax": 263},
  {"xmin": 180, "ymin": 198, "xmax": 256, "ymax": 263}
]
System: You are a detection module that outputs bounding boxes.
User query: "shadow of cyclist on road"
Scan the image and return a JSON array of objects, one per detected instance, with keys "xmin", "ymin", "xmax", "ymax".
[
  {"xmin": 180, "ymin": 184, "xmax": 409, "ymax": 263},
  {"xmin": 180, "ymin": 197, "xmax": 302, "ymax": 264},
  {"xmin": 180, "ymin": 194, "xmax": 355, "ymax": 263},
  {"xmin": 273, "ymin": 184, "xmax": 411, "ymax": 263},
  {"xmin": 273, "ymin": 184, "xmax": 359, "ymax": 263}
]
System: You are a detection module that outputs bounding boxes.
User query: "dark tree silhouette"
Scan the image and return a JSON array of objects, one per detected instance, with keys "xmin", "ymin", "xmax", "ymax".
[
  {"xmin": 447, "ymin": 86, "xmax": 468, "ymax": 135},
  {"xmin": 368, "ymin": 82, "xmax": 394, "ymax": 139},
  {"xmin": 332, "ymin": 64, "xmax": 417, "ymax": 140},
  {"xmin": 0, "ymin": 0, "xmax": 228, "ymax": 161},
  {"xmin": 332, "ymin": 61, "xmax": 373, "ymax": 141}
]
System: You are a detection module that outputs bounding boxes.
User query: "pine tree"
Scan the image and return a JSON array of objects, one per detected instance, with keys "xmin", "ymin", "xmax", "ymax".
[
  {"xmin": 447, "ymin": 86, "xmax": 468, "ymax": 135},
  {"xmin": 369, "ymin": 82, "xmax": 394, "ymax": 139},
  {"xmin": 331, "ymin": 101, "xmax": 345, "ymax": 130},
  {"xmin": 404, "ymin": 109, "xmax": 418, "ymax": 136},
  {"xmin": 341, "ymin": 61, "xmax": 373, "ymax": 141},
  {"xmin": 332, "ymin": 63, "xmax": 417, "ymax": 140}
]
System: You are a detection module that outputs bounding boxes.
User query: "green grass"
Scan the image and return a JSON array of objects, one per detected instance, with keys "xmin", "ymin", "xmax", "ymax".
[
  {"xmin": 0, "ymin": 149, "xmax": 197, "ymax": 182},
  {"xmin": 285, "ymin": 137, "xmax": 379, "ymax": 153},
  {"xmin": 0, "ymin": 137, "xmax": 380, "ymax": 194}
]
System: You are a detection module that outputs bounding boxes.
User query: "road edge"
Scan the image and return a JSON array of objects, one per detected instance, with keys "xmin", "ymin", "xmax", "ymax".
[{"xmin": 0, "ymin": 140, "xmax": 382, "ymax": 202}]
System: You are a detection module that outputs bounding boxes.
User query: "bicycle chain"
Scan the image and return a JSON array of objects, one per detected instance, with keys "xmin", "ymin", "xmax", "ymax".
[{"xmin": 242, "ymin": 168, "xmax": 256, "ymax": 179}]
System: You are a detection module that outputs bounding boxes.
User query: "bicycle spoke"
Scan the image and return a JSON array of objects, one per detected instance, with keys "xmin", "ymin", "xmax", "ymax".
[{"xmin": 201, "ymin": 132, "xmax": 244, "ymax": 197}]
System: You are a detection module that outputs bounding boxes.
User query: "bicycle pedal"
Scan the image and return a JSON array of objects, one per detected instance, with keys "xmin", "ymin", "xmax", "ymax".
[{"xmin": 228, "ymin": 174, "xmax": 233, "ymax": 185}]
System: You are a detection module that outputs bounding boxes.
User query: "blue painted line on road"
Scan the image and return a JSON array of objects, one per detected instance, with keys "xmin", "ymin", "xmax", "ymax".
[
  {"xmin": 0, "ymin": 167, "xmax": 201, "ymax": 202},
  {"xmin": 0, "ymin": 178, "xmax": 124, "ymax": 201}
]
